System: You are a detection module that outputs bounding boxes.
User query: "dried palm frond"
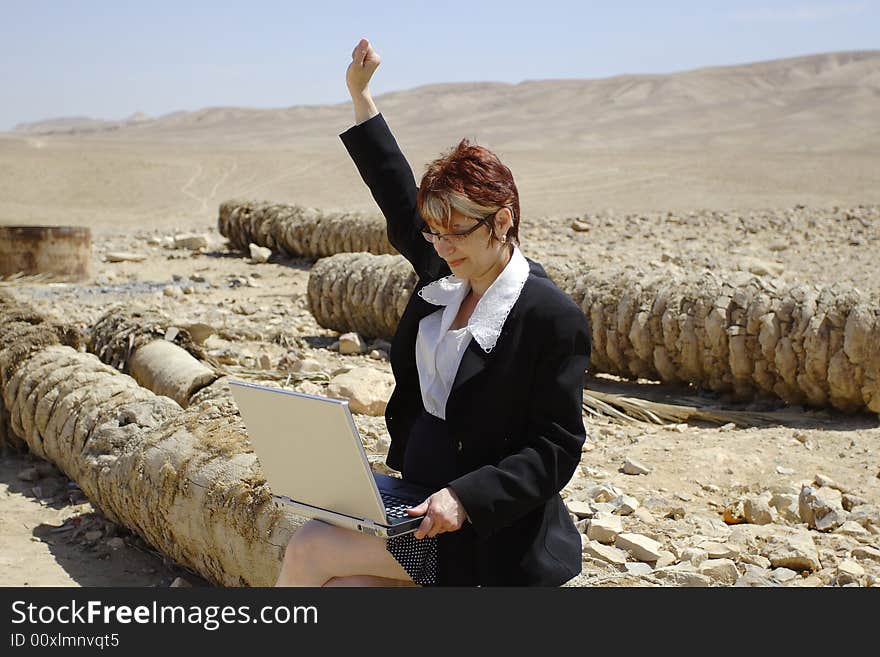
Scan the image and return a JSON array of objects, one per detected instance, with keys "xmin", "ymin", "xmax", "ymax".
[
  {"xmin": 582, "ymin": 377, "xmax": 834, "ymax": 428},
  {"xmin": 0, "ymin": 272, "xmax": 60, "ymax": 285}
]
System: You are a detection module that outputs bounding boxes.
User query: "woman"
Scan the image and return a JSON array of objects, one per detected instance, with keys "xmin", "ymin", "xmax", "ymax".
[{"xmin": 275, "ymin": 38, "xmax": 590, "ymax": 587}]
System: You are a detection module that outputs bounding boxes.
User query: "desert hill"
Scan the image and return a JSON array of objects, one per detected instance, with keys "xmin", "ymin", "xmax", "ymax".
[{"xmin": 1, "ymin": 50, "xmax": 878, "ymax": 230}]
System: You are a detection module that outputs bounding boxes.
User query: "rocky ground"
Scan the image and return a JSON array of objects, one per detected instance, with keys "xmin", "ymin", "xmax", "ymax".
[{"xmin": 2, "ymin": 204, "xmax": 879, "ymax": 587}]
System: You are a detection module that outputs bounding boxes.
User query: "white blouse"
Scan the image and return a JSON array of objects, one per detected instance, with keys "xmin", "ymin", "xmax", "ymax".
[{"xmin": 415, "ymin": 246, "xmax": 530, "ymax": 420}]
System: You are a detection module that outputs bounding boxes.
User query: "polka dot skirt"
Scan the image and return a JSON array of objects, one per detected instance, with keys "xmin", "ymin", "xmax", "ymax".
[{"xmin": 386, "ymin": 533, "xmax": 438, "ymax": 585}]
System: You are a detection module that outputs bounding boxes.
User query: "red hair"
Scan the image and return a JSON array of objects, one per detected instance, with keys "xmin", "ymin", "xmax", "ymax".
[{"xmin": 417, "ymin": 138, "xmax": 520, "ymax": 247}]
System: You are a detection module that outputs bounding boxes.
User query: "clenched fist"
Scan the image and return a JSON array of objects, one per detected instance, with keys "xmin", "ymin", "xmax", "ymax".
[{"xmin": 346, "ymin": 38, "xmax": 381, "ymax": 96}]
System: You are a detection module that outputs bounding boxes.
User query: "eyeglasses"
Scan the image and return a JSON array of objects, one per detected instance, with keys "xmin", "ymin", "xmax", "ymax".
[{"xmin": 420, "ymin": 213, "xmax": 495, "ymax": 244}]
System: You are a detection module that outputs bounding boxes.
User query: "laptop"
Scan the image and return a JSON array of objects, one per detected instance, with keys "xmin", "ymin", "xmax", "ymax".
[{"xmin": 228, "ymin": 380, "xmax": 434, "ymax": 538}]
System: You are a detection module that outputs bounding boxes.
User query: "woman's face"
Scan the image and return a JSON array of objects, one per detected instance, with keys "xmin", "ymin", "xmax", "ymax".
[{"xmin": 425, "ymin": 208, "xmax": 512, "ymax": 282}]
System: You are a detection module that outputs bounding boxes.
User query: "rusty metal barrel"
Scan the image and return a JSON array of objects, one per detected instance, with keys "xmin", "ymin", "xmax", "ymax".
[{"xmin": 0, "ymin": 226, "xmax": 91, "ymax": 281}]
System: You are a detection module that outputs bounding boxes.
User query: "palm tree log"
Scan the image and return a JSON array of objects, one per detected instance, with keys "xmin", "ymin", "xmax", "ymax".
[
  {"xmin": 218, "ymin": 199, "xmax": 397, "ymax": 258},
  {"xmin": 0, "ymin": 291, "xmax": 302, "ymax": 585},
  {"xmin": 88, "ymin": 306, "xmax": 220, "ymax": 408},
  {"xmin": 307, "ymin": 252, "xmax": 417, "ymax": 339},
  {"xmin": 569, "ymin": 268, "xmax": 880, "ymax": 412}
]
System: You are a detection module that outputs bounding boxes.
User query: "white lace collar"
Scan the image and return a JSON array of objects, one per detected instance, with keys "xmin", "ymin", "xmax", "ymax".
[{"xmin": 417, "ymin": 246, "xmax": 530, "ymax": 352}]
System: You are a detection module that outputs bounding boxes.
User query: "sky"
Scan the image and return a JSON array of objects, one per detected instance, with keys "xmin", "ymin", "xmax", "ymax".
[{"xmin": 1, "ymin": 0, "xmax": 878, "ymax": 131}]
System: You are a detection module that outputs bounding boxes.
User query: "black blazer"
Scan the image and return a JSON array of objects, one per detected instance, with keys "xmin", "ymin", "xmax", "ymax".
[{"xmin": 340, "ymin": 114, "xmax": 591, "ymax": 586}]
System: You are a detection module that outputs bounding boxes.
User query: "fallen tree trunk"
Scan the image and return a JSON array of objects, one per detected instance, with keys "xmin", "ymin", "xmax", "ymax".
[
  {"xmin": 89, "ymin": 306, "xmax": 220, "ymax": 408},
  {"xmin": 305, "ymin": 253, "xmax": 880, "ymax": 412},
  {"xmin": 218, "ymin": 199, "xmax": 397, "ymax": 259},
  {"xmin": 0, "ymin": 293, "xmax": 80, "ymax": 451},
  {"xmin": 568, "ymin": 268, "xmax": 880, "ymax": 412},
  {"xmin": 0, "ymin": 292, "xmax": 302, "ymax": 585},
  {"xmin": 307, "ymin": 252, "xmax": 417, "ymax": 339}
]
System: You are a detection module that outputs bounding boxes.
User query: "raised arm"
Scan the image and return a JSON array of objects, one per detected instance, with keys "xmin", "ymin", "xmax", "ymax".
[{"xmin": 340, "ymin": 39, "xmax": 447, "ymax": 282}]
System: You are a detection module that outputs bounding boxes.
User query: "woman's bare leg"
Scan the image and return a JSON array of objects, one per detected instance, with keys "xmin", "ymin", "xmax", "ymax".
[{"xmin": 274, "ymin": 519, "xmax": 416, "ymax": 587}]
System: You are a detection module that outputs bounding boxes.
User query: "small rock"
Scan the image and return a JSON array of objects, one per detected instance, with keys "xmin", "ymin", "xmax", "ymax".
[
  {"xmin": 744, "ymin": 494, "xmax": 777, "ymax": 525},
  {"xmin": 699, "ymin": 542, "xmax": 740, "ymax": 560},
  {"xmin": 582, "ymin": 539, "xmax": 628, "ymax": 565},
  {"xmin": 248, "ymin": 243, "xmax": 272, "ymax": 263},
  {"xmin": 848, "ymin": 504, "xmax": 880, "ymax": 531},
  {"xmin": 107, "ymin": 537, "xmax": 125, "ymax": 550},
  {"xmin": 680, "ymin": 547, "xmax": 708, "ymax": 566},
  {"xmin": 763, "ymin": 529, "xmax": 820, "ymax": 571},
  {"xmin": 590, "ymin": 502, "xmax": 616, "ymax": 515},
  {"xmin": 586, "ymin": 483, "xmax": 622, "ymax": 503},
  {"xmin": 292, "ymin": 358, "xmax": 323, "ymax": 373},
  {"xmin": 814, "ymin": 473, "xmax": 848, "ymax": 493},
  {"xmin": 84, "ymin": 530, "xmax": 103, "ymax": 542},
  {"xmin": 632, "ymin": 507, "xmax": 656, "ymax": 524},
  {"xmin": 775, "ymin": 465, "xmax": 795, "ymax": 475},
  {"xmin": 163, "ymin": 285, "xmax": 183, "ymax": 298},
  {"xmin": 570, "ymin": 219, "xmax": 591, "ymax": 232},
  {"xmin": 615, "ymin": 532, "xmax": 664, "ymax": 563},
  {"xmin": 612, "ymin": 494, "xmax": 640, "ymax": 515},
  {"xmin": 105, "ymin": 251, "xmax": 146, "ymax": 263},
  {"xmin": 655, "ymin": 551, "xmax": 677, "ymax": 568},
  {"xmin": 723, "ymin": 499, "xmax": 747, "ymax": 524},
  {"xmin": 769, "ymin": 493, "xmax": 800, "ymax": 523},
  {"xmin": 586, "ymin": 512, "xmax": 623, "ymax": 544},
  {"xmin": 836, "ymin": 521, "xmax": 869, "ymax": 537},
  {"xmin": 232, "ymin": 302, "xmax": 258, "ymax": 315},
  {"xmin": 718, "ymin": 422, "xmax": 736, "ymax": 432},
  {"xmin": 851, "ymin": 546, "xmax": 880, "ymax": 563},
  {"xmin": 326, "ymin": 367, "xmax": 395, "ymax": 416},
  {"xmin": 623, "ymin": 562, "xmax": 653, "ymax": 576},
  {"xmin": 622, "ymin": 457, "xmax": 651, "ymax": 475},
  {"xmin": 664, "ymin": 507, "xmax": 686, "ymax": 520},
  {"xmin": 798, "ymin": 484, "xmax": 845, "ymax": 530},
  {"xmin": 170, "ymin": 577, "xmax": 192, "ymax": 588},
  {"xmin": 734, "ymin": 568, "xmax": 778, "ymax": 587},
  {"xmin": 842, "ymin": 493, "xmax": 868, "ymax": 511},
  {"xmin": 173, "ymin": 233, "xmax": 209, "ymax": 250},
  {"xmin": 739, "ymin": 553, "xmax": 772, "ymax": 569},
  {"xmin": 770, "ymin": 567, "xmax": 799, "ymax": 583},
  {"xmin": 339, "ymin": 332, "xmax": 366, "ymax": 355},
  {"xmin": 565, "ymin": 500, "xmax": 593, "ymax": 519},
  {"xmin": 815, "ymin": 508, "xmax": 848, "ymax": 532},
  {"xmin": 296, "ymin": 381, "xmax": 323, "ymax": 397},
  {"xmin": 258, "ymin": 354, "xmax": 272, "ymax": 370},
  {"xmin": 698, "ymin": 559, "xmax": 740, "ymax": 585},
  {"xmin": 183, "ymin": 322, "xmax": 215, "ymax": 344},
  {"xmin": 837, "ymin": 559, "xmax": 865, "ymax": 578},
  {"xmin": 653, "ymin": 568, "xmax": 711, "ymax": 587}
]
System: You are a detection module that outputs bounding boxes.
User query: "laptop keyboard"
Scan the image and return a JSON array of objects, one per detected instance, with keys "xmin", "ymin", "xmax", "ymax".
[{"xmin": 380, "ymin": 490, "xmax": 416, "ymax": 519}]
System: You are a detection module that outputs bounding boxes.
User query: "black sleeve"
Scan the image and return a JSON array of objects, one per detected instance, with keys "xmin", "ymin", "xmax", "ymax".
[
  {"xmin": 339, "ymin": 113, "xmax": 448, "ymax": 282},
  {"xmin": 448, "ymin": 303, "xmax": 590, "ymax": 538}
]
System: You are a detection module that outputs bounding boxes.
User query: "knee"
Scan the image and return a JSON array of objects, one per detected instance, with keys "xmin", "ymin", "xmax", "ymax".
[{"xmin": 283, "ymin": 520, "xmax": 331, "ymax": 570}]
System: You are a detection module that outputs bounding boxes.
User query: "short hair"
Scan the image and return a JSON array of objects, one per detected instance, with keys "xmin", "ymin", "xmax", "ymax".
[{"xmin": 416, "ymin": 138, "xmax": 520, "ymax": 249}]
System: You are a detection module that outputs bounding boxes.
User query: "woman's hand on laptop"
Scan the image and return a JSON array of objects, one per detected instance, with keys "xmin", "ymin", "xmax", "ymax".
[{"xmin": 407, "ymin": 487, "xmax": 467, "ymax": 539}]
